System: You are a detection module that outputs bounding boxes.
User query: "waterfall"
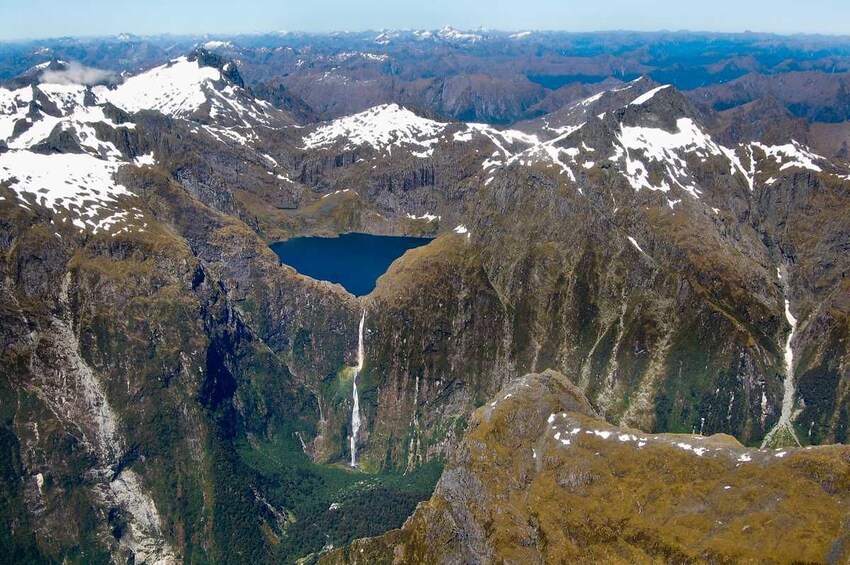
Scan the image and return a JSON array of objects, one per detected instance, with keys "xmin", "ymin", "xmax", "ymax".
[{"xmin": 350, "ymin": 309, "xmax": 366, "ymax": 467}]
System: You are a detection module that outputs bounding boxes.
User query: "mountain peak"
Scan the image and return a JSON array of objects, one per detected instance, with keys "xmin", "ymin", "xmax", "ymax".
[
  {"xmin": 437, "ymin": 26, "xmax": 483, "ymax": 43},
  {"xmin": 302, "ymin": 103, "xmax": 448, "ymax": 154},
  {"xmin": 187, "ymin": 48, "xmax": 244, "ymax": 88},
  {"xmin": 618, "ymin": 82, "xmax": 698, "ymax": 132},
  {"xmin": 27, "ymin": 59, "xmax": 70, "ymax": 77}
]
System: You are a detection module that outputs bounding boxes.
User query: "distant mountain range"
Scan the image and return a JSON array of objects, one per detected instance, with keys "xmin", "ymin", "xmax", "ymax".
[{"xmin": 4, "ymin": 30, "xmax": 850, "ymax": 126}]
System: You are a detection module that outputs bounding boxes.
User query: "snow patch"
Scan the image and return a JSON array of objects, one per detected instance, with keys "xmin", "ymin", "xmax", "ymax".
[
  {"xmin": 0, "ymin": 150, "xmax": 142, "ymax": 234},
  {"xmin": 134, "ymin": 152, "xmax": 156, "ymax": 166},
  {"xmin": 321, "ymin": 189, "xmax": 352, "ymax": 199},
  {"xmin": 579, "ymin": 91, "xmax": 605, "ymax": 107},
  {"xmin": 616, "ymin": 118, "xmax": 720, "ymax": 197},
  {"xmin": 438, "ymin": 26, "xmax": 482, "ymax": 43},
  {"xmin": 627, "ymin": 236, "xmax": 651, "ymax": 258},
  {"xmin": 675, "ymin": 442, "xmax": 708, "ymax": 456},
  {"xmin": 629, "ymin": 85, "xmax": 671, "ymax": 106},
  {"xmin": 753, "ymin": 141, "xmax": 823, "ymax": 173},
  {"xmin": 406, "ymin": 212, "xmax": 439, "ymax": 222}
]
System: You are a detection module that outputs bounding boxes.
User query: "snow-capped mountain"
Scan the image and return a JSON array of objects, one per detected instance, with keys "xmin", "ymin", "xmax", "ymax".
[
  {"xmin": 301, "ymin": 103, "xmax": 449, "ymax": 156},
  {"xmin": 297, "ymin": 84, "xmax": 846, "ymax": 210},
  {"xmin": 0, "ymin": 49, "xmax": 302, "ymax": 234},
  {"xmin": 94, "ymin": 52, "xmax": 287, "ymax": 128},
  {"xmin": 3, "ymin": 55, "xmax": 844, "ymax": 239},
  {"xmin": 1, "ymin": 50, "xmax": 289, "ymax": 149}
]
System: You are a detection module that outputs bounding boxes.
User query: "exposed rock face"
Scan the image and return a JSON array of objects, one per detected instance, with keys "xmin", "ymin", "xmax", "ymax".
[
  {"xmin": 322, "ymin": 370, "xmax": 850, "ymax": 564},
  {"xmin": 29, "ymin": 124, "xmax": 85, "ymax": 154},
  {"xmin": 0, "ymin": 160, "xmax": 360, "ymax": 562},
  {"xmin": 404, "ymin": 73, "xmax": 547, "ymax": 124},
  {"xmin": 188, "ymin": 48, "xmax": 245, "ymax": 88},
  {"xmin": 313, "ymin": 83, "xmax": 850, "ymax": 470}
]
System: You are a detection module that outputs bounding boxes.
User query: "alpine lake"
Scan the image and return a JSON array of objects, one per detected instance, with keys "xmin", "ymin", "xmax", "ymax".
[{"xmin": 271, "ymin": 232, "xmax": 434, "ymax": 296}]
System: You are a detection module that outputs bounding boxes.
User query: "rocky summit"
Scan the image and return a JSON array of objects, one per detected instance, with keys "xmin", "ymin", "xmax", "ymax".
[{"xmin": 0, "ymin": 30, "xmax": 849, "ymax": 564}]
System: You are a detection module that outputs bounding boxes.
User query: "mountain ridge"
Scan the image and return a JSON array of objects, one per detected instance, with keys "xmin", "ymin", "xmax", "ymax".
[{"xmin": 321, "ymin": 370, "xmax": 850, "ymax": 564}]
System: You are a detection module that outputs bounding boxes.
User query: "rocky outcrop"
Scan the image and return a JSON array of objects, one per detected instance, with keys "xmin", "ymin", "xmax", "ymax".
[
  {"xmin": 29, "ymin": 124, "xmax": 85, "ymax": 154},
  {"xmin": 323, "ymin": 370, "xmax": 850, "ymax": 564},
  {"xmin": 188, "ymin": 48, "xmax": 244, "ymax": 88}
]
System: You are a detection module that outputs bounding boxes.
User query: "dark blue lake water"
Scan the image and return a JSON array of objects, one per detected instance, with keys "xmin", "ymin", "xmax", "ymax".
[{"xmin": 271, "ymin": 233, "xmax": 433, "ymax": 296}]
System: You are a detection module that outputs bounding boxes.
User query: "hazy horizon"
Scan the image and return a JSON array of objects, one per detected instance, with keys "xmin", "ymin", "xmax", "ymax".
[
  {"xmin": 1, "ymin": 0, "xmax": 849, "ymax": 42},
  {"xmin": 4, "ymin": 27, "xmax": 850, "ymax": 44}
]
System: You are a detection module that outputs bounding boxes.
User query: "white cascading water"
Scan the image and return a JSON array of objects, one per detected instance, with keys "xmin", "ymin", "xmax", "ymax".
[{"xmin": 350, "ymin": 309, "xmax": 366, "ymax": 467}]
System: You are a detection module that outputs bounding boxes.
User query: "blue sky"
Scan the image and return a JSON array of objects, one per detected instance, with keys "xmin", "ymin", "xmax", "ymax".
[{"xmin": 0, "ymin": 0, "xmax": 848, "ymax": 40}]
